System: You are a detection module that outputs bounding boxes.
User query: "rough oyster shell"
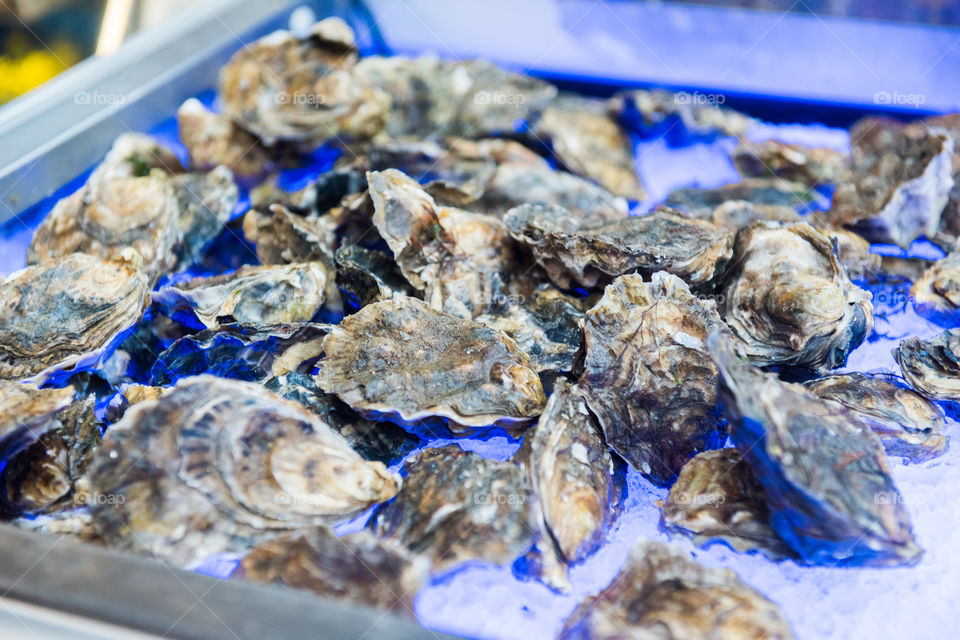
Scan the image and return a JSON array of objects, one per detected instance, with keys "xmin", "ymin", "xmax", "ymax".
[
  {"xmin": 579, "ymin": 272, "xmax": 725, "ymax": 486},
  {"xmin": 177, "ymin": 98, "xmax": 271, "ymax": 178},
  {"xmin": 661, "ymin": 448, "xmax": 793, "ymax": 559},
  {"xmin": 0, "ymin": 251, "xmax": 150, "ymax": 381},
  {"xmin": 369, "ymin": 444, "xmax": 535, "ymax": 575},
  {"xmin": 666, "ymin": 177, "xmax": 829, "ymax": 215},
  {"xmin": 709, "ymin": 332, "xmax": 922, "ymax": 566},
  {"xmin": 152, "ymin": 262, "xmax": 329, "ymax": 330},
  {"xmin": 828, "ymin": 117, "xmax": 954, "ymax": 247},
  {"xmin": 804, "ymin": 373, "xmax": 947, "ymax": 463},
  {"xmin": 86, "ymin": 376, "xmax": 400, "ymax": 566},
  {"xmin": 612, "ymin": 88, "xmax": 757, "ymax": 138},
  {"xmin": 911, "ymin": 244, "xmax": 960, "ymax": 316},
  {"xmin": 531, "ymin": 94, "xmax": 646, "ymax": 200},
  {"xmin": 334, "ymin": 245, "xmax": 415, "ymax": 309},
  {"xmin": 895, "ymin": 328, "xmax": 960, "ymax": 401},
  {"xmin": 720, "ymin": 221, "xmax": 873, "ymax": 371},
  {"xmin": 236, "ymin": 526, "xmax": 429, "ymax": 615},
  {"xmin": 514, "ymin": 379, "xmax": 619, "ymax": 563},
  {"xmin": 504, "ymin": 204, "xmax": 733, "ymax": 289},
  {"xmin": 560, "ymin": 539, "xmax": 794, "ymax": 640},
  {"xmin": 169, "ymin": 165, "xmax": 240, "ymax": 267},
  {"xmin": 314, "ymin": 296, "xmax": 545, "ymax": 433},
  {"xmin": 242, "ymin": 204, "xmax": 336, "ymax": 265},
  {"xmin": 733, "ymin": 139, "xmax": 846, "ymax": 187}
]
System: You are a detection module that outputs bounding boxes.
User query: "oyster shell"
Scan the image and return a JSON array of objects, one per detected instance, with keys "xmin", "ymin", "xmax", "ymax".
[
  {"xmin": 334, "ymin": 245, "xmax": 415, "ymax": 309},
  {"xmin": 264, "ymin": 373, "xmax": 419, "ymax": 465},
  {"xmin": 895, "ymin": 328, "xmax": 960, "ymax": 401},
  {"xmin": 733, "ymin": 139, "xmax": 846, "ymax": 187},
  {"xmin": 911, "ymin": 243, "xmax": 960, "ymax": 316},
  {"xmin": 152, "ymin": 262, "xmax": 329, "ymax": 330},
  {"xmin": 369, "ymin": 444, "xmax": 535, "ymax": 575},
  {"xmin": 661, "ymin": 448, "xmax": 793, "ymax": 559},
  {"xmin": 85, "ymin": 376, "xmax": 400, "ymax": 566},
  {"xmin": 314, "ymin": 296, "xmax": 545, "ymax": 433},
  {"xmin": 804, "ymin": 373, "xmax": 947, "ymax": 463},
  {"xmin": 177, "ymin": 98, "xmax": 271, "ymax": 178},
  {"xmin": 720, "ymin": 221, "xmax": 873, "ymax": 371},
  {"xmin": 150, "ymin": 323, "xmax": 329, "ymax": 385},
  {"xmin": 696, "ymin": 200, "xmax": 802, "ymax": 230},
  {"xmin": 612, "ymin": 88, "xmax": 757, "ymax": 138},
  {"xmin": 169, "ymin": 166, "xmax": 240, "ymax": 267},
  {"xmin": 709, "ymin": 332, "xmax": 922, "ymax": 566},
  {"xmin": 0, "ymin": 251, "xmax": 150, "ymax": 381},
  {"xmin": 531, "ymin": 94, "xmax": 646, "ymax": 200},
  {"xmin": 236, "ymin": 526, "xmax": 429, "ymax": 615},
  {"xmin": 579, "ymin": 272, "xmax": 725, "ymax": 486},
  {"xmin": 666, "ymin": 178, "xmax": 829, "ymax": 215},
  {"xmin": 242, "ymin": 204, "xmax": 336, "ymax": 265},
  {"xmin": 219, "ymin": 18, "xmax": 387, "ymax": 144},
  {"xmin": 828, "ymin": 117, "xmax": 954, "ymax": 247},
  {"xmin": 560, "ymin": 539, "xmax": 794, "ymax": 640},
  {"xmin": 514, "ymin": 379, "xmax": 619, "ymax": 563},
  {"xmin": 504, "ymin": 204, "xmax": 733, "ymax": 289}
]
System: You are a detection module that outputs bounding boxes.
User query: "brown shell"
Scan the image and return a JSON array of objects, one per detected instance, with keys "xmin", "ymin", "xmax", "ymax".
[
  {"xmin": 611, "ymin": 89, "xmax": 757, "ymax": 138},
  {"xmin": 733, "ymin": 139, "xmax": 846, "ymax": 187},
  {"xmin": 177, "ymin": 98, "xmax": 271, "ymax": 178},
  {"xmin": 895, "ymin": 328, "xmax": 960, "ymax": 401}
]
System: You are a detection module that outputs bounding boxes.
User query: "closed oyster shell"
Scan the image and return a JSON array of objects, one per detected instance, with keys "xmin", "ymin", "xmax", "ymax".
[
  {"xmin": 369, "ymin": 444, "xmax": 536, "ymax": 575},
  {"xmin": 242, "ymin": 204, "xmax": 336, "ymax": 265},
  {"xmin": 504, "ymin": 204, "xmax": 733, "ymax": 289},
  {"xmin": 709, "ymin": 332, "xmax": 922, "ymax": 566},
  {"xmin": 177, "ymin": 98, "xmax": 271, "ymax": 178},
  {"xmin": 895, "ymin": 328, "xmax": 960, "ymax": 401},
  {"xmin": 86, "ymin": 376, "xmax": 400, "ymax": 566},
  {"xmin": 334, "ymin": 245, "xmax": 415, "ymax": 309},
  {"xmin": 612, "ymin": 88, "xmax": 757, "ymax": 138},
  {"xmin": 828, "ymin": 117, "xmax": 954, "ymax": 247},
  {"xmin": 720, "ymin": 221, "xmax": 873, "ymax": 371},
  {"xmin": 661, "ymin": 448, "xmax": 793, "ymax": 559},
  {"xmin": 560, "ymin": 539, "xmax": 794, "ymax": 640},
  {"xmin": 169, "ymin": 166, "xmax": 240, "ymax": 267},
  {"xmin": 0, "ymin": 252, "xmax": 149, "ymax": 381},
  {"xmin": 579, "ymin": 272, "xmax": 725, "ymax": 486},
  {"xmin": 314, "ymin": 296, "xmax": 545, "ymax": 433},
  {"xmin": 733, "ymin": 139, "xmax": 846, "ymax": 187},
  {"xmin": 153, "ymin": 262, "xmax": 329, "ymax": 330},
  {"xmin": 666, "ymin": 178, "xmax": 829, "ymax": 215},
  {"xmin": 911, "ymin": 243, "xmax": 960, "ymax": 316},
  {"xmin": 532, "ymin": 94, "xmax": 646, "ymax": 200},
  {"xmin": 236, "ymin": 526, "xmax": 429, "ymax": 615},
  {"xmin": 150, "ymin": 323, "xmax": 329, "ymax": 385},
  {"xmin": 514, "ymin": 379, "xmax": 619, "ymax": 563},
  {"xmin": 804, "ymin": 373, "xmax": 947, "ymax": 463}
]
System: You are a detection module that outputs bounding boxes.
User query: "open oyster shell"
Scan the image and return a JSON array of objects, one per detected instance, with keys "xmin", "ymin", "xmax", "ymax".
[
  {"xmin": 153, "ymin": 262, "xmax": 330, "ymax": 330},
  {"xmin": 804, "ymin": 373, "xmax": 947, "ymax": 463},
  {"xmin": 709, "ymin": 332, "xmax": 922, "ymax": 567},
  {"xmin": 579, "ymin": 272, "xmax": 725, "ymax": 486},
  {"xmin": 236, "ymin": 526, "xmax": 429, "ymax": 615},
  {"xmin": 85, "ymin": 376, "xmax": 400, "ymax": 566},
  {"xmin": 661, "ymin": 448, "xmax": 793, "ymax": 559},
  {"xmin": 720, "ymin": 221, "xmax": 873, "ymax": 371},
  {"xmin": 504, "ymin": 204, "xmax": 733, "ymax": 290},
  {"xmin": 560, "ymin": 539, "xmax": 794, "ymax": 640},
  {"xmin": 314, "ymin": 296, "xmax": 545, "ymax": 433},
  {"xmin": 895, "ymin": 328, "xmax": 960, "ymax": 401},
  {"xmin": 0, "ymin": 251, "xmax": 150, "ymax": 381}
]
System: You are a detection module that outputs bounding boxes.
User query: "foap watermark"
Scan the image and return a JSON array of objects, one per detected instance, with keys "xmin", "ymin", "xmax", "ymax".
[
  {"xmin": 474, "ymin": 491, "xmax": 526, "ymax": 507},
  {"xmin": 474, "ymin": 91, "xmax": 527, "ymax": 108},
  {"xmin": 674, "ymin": 91, "xmax": 725, "ymax": 107},
  {"xmin": 670, "ymin": 491, "xmax": 726, "ymax": 507},
  {"xmin": 74, "ymin": 91, "xmax": 126, "ymax": 106},
  {"xmin": 873, "ymin": 91, "xmax": 926, "ymax": 108},
  {"xmin": 276, "ymin": 91, "xmax": 327, "ymax": 106},
  {"xmin": 74, "ymin": 491, "xmax": 125, "ymax": 506}
]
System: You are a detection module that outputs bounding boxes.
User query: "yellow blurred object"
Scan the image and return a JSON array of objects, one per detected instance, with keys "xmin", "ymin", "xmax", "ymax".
[{"xmin": 0, "ymin": 42, "xmax": 79, "ymax": 104}]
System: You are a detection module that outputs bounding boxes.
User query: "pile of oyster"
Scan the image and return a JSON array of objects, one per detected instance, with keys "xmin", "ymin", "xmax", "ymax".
[{"xmin": 4, "ymin": 16, "xmax": 960, "ymax": 639}]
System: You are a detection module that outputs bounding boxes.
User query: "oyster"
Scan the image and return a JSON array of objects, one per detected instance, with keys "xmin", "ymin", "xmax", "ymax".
[
  {"xmin": 11, "ymin": 508, "xmax": 104, "ymax": 545},
  {"xmin": 150, "ymin": 323, "xmax": 329, "ymax": 385},
  {"xmin": 86, "ymin": 376, "xmax": 400, "ymax": 566},
  {"xmin": 219, "ymin": 18, "xmax": 387, "ymax": 144},
  {"xmin": 514, "ymin": 379, "xmax": 619, "ymax": 563},
  {"xmin": 699, "ymin": 200, "xmax": 801, "ymax": 230},
  {"xmin": 0, "ymin": 251, "xmax": 149, "ymax": 381},
  {"xmin": 720, "ymin": 221, "xmax": 873, "ymax": 370},
  {"xmin": 579, "ymin": 272, "xmax": 725, "ymax": 486},
  {"xmin": 314, "ymin": 296, "xmax": 545, "ymax": 433},
  {"xmin": 828, "ymin": 117, "xmax": 954, "ymax": 247},
  {"xmin": 560, "ymin": 539, "xmax": 794, "ymax": 640},
  {"xmin": 612, "ymin": 88, "xmax": 756, "ymax": 138},
  {"xmin": 169, "ymin": 166, "xmax": 240, "ymax": 267},
  {"xmin": 804, "ymin": 373, "xmax": 947, "ymax": 463},
  {"xmin": 152, "ymin": 262, "xmax": 330, "ymax": 330},
  {"xmin": 895, "ymin": 328, "xmax": 960, "ymax": 401},
  {"xmin": 531, "ymin": 94, "xmax": 646, "ymax": 200},
  {"xmin": 242, "ymin": 204, "xmax": 336, "ymax": 265},
  {"xmin": 661, "ymin": 448, "xmax": 793, "ymax": 558},
  {"xmin": 666, "ymin": 178, "xmax": 829, "ymax": 215},
  {"xmin": 264, "ymin": 373, "xmax": 419, "ymax": 465},
  {"xmin": 369, "ymin": 445, "xmax": 535, "ymax": 575},
  {"xmin": 334, "ymin": 245, "xmax": 415, "ymax": 309},
  {"xmin": 911, "ymin": 243, "xmax": 960, "ymax": 317},
  {"xmin": 709, "ymin": 332, "xmax": 922, "ymax": 566},
  {"xmin": 236, "ymin": 526, "xmax": 428, "ymax": 615},
  {"xmin": 732, "ymin": 139, "xmax": 846, "ymax": 187},
  {"xmin": 177, "ymin": 98, "xmax": 271, "ymax": 178},
  {"xmin": 504, "ymin": 204, "xmax": 733, "ymax": 289}
]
